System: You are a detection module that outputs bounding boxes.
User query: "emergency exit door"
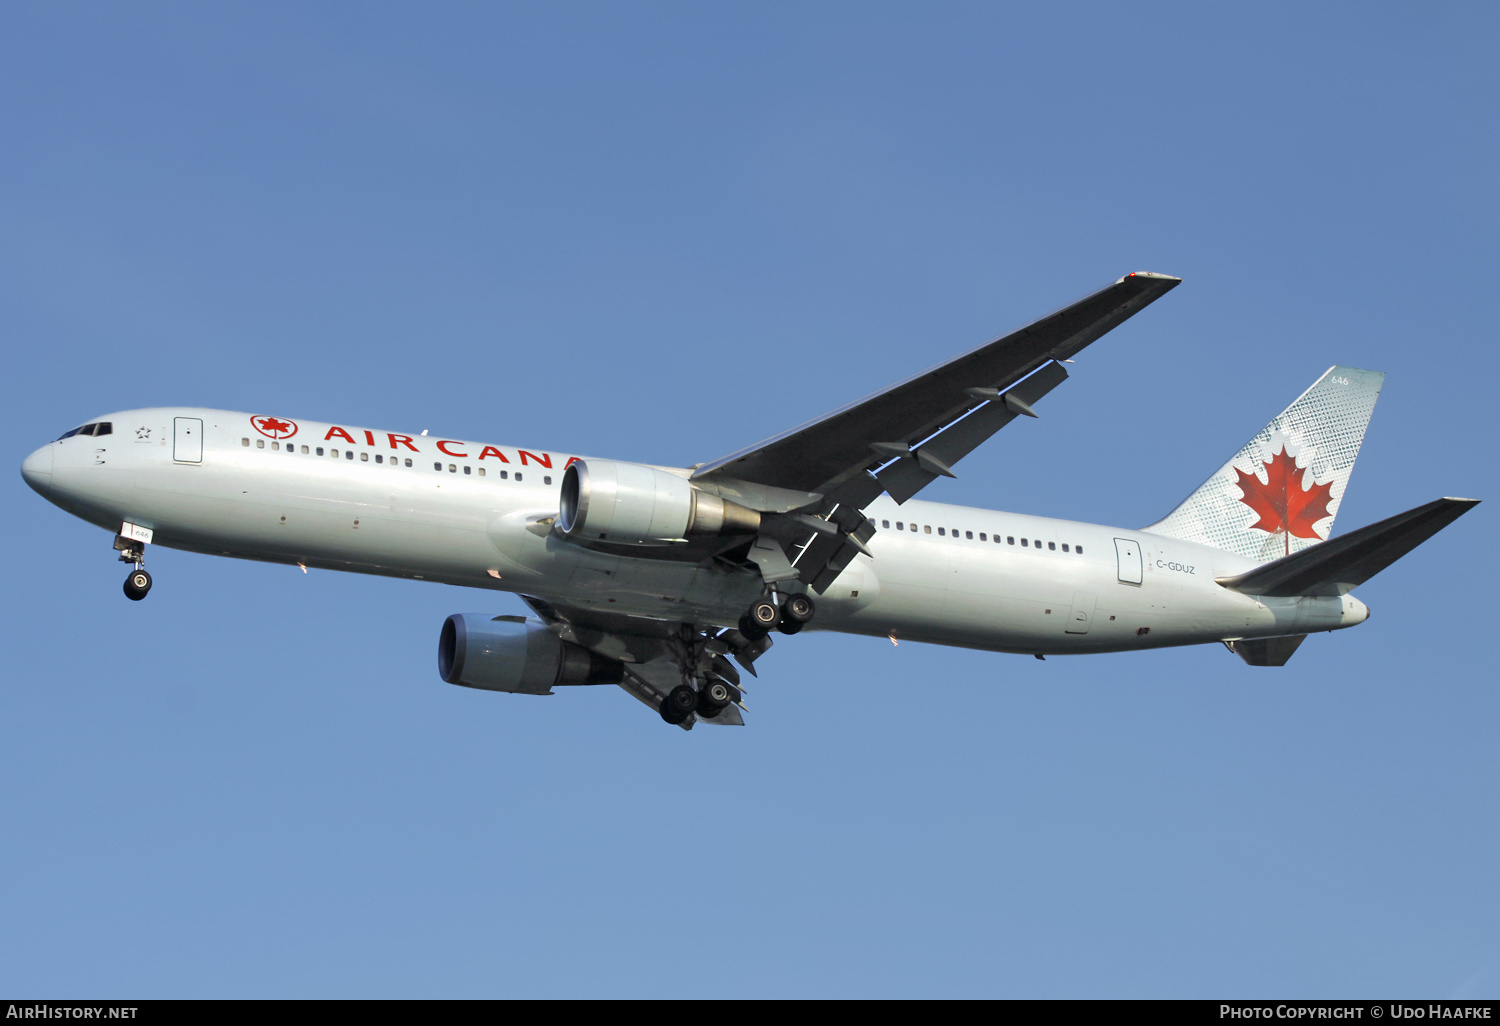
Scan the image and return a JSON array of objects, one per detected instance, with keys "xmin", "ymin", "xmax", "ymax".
[
  {"xmin": 173, "ymin": 417, "xmax": 203, "ymax": 463},
  {"xmin": 1114, "ymin": 538, "xmax": 1142, "ymax": 585}
]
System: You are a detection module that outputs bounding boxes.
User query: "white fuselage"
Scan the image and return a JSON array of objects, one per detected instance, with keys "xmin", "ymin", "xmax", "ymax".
[{"xmin": 21, "ymin": 408, "xmax": 1370, "ymax": 656}]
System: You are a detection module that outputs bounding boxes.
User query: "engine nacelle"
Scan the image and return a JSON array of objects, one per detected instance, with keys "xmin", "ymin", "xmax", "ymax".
[
  {"xmin": 438, "ymin": 614, "xmax": 624, "ymax": 695},
  {"xmin": 556, "ymin": 458, "xmax": 760, "ymax": 545}
]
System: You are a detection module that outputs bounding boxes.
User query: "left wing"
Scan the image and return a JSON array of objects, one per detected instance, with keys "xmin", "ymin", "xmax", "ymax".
[{"xmin": 694, "ymin": 272, "xmax": 1181, "ymax": 591}]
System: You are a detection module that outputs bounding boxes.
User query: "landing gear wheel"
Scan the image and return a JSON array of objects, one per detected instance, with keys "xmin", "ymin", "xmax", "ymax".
[
  {"xmin": 747, "ymin": 599, "xmax": 780, "ymax": 632},
  {"xmin": 783, "ymin": 594, "xmax": 815, "ymax": 624},
  {"xmin": 776, "ymin": 619, "xmax": 804, "ymax": 635},
  {"xmin": 123, "ymin": 569, "xmax": 152, "ymax": 601},
  {"xmin": 660, "ymin": 683, "xmax": 698, "ymax": 725},
  {"xmin": 696, "ymin": 680, "xmax": 733, "ymax": 718}
]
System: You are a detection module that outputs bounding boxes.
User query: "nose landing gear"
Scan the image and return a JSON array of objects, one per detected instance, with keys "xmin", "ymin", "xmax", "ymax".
[{"xmin": 114, "ymin": 527, "xmax": 153, "ymax": 601}]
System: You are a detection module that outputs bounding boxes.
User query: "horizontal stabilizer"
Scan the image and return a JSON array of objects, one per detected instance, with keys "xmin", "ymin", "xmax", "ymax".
[
  {"xmin": 1216, "ymin": 497, "xmax": 1479, "ymax": 597},
  {"xmin": 1227, "ymin": 635, "xmax": 1307, "ymax": 666}
]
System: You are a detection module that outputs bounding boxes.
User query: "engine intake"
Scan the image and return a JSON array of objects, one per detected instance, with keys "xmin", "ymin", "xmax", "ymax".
[
  {"xmin": 557, "ymin": 458, "xmax": 759, "ymax": 545},
  {"xmin": 438, "ymin": 614, "xmax": 624, "ymax": 694}
]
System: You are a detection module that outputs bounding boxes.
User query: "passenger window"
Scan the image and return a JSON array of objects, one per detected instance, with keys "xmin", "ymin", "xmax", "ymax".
[
  {"xmin": 346, "ymin": 451, "xmax": 354, "ymax": 460},
  {"xmin": 923, "ymin": 525, "xmax": 931, "ymax": 534},
  {"xmin": 316, "ymin": 447, "xmax": 324, "ymax": 456},
  {"xmin": 434, "ymin": 462, "xmax": 442, "ymax": 471},
  {"xmin": 1007, "ymin": 536, "xmax": 1015, "ymax": 545},
  {"xmin": 257, "ymin": 439, "xmax": 265, "ymax": 449},
  {"xmin": 478, "ymin": 468, "xmax": 486, "ymax": 477},
  {"xmin": 1021, "ymin": 538, "xmax": 1028, "ymax": 547},
  {"xmin": 375, "ymin": 454, "xmax": 383, "ymax": 463},
  {"xmin": 1076, "ymin": 545, "xmax": 1083, "ymax": 555},
  {"xmin": 966, "ymin": 531, "xmax": 973, "ymax": 540},
  {"xmin": 301, "ymin": 445, "xmax": 308, "ymax": 454},
  {"xmin": 360, "ymin": 452, "xmax": 368, "ymax": 462},
  {"xmin": 909, "ymin": 523, "xmax": 916, "ymax": 532},
  {"xmin": 1062, "ymin": 543, "xmax": 1069, "ymax": 552},
  {"xmin": 938, "ymin": 528, "xmax": 945, "ymax": 536},
  {"xmin": 1048, "ymin": 542, "xmax": 1055, "ymax": 551},
  {"xmin": 979, "ymin": 533, "xmax": 986, "ymax": 541},
  {"xmin": 463, "ymin": 465, "xmax": 471, "ymax": 475},
  {"xmin": 882, "ymin": 520, "xmax": 890, "ymax": 529},
  {"xmin": 241, "ymin": 438, "xmax": 249, "ymax": 446},
  {"xmin": 500, "ymin": 470, "xmax": 508, "ymax": 479},
  {"xmin": 1034, "ymin": 540, "xmax": 1041, "ymax": 548},
  {"xmin": 330, "ymin": 449, "xmax": 339, "ymax": 458},
  {"xmin": 286, "ymin": 445, "xmax": 294, "ymax": 454},
  {"xmin": 515, "ymin": 473, "xmax": 523, "ymax": 481},
  {"xmin": 895, "ymin": 522, "xmax": 903, "ymax": 530},
  {"xmin": 545, "ymin": 476, "xmax": 552, "ymax": 485}
]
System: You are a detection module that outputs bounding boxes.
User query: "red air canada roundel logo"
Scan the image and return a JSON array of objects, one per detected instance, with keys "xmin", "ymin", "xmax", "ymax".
[{"xmin": 251, "ymin": 415, "xmax": 298, "ymax": 440}]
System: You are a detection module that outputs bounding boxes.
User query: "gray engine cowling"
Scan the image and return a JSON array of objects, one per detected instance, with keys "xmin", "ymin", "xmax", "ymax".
[
  {"xmin": 556, "ymin": 458, "xmax": 760, "ymax": 545},
  {"xmin": 438, "ymin": 614, "xmax": 624, "ymax": 695}
]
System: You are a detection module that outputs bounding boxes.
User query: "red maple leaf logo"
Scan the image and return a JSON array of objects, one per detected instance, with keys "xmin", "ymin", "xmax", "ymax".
[
  {"xmin": 1235, "ymin": 445, "xmax": 1334, "ymax": 549},
  {"xmin": 251, "ymin": 416, "xmax": 298, "ymax": 440}
]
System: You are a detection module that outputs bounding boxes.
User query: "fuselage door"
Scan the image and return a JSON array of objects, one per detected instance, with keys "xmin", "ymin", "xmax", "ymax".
[
  {"xmin": 1114, "ymin": 538, "xmax": 1142, "ymax": 585},
  {"xmin": 173, "ymin": 417, "xmax": 203, "ymax": 464}
]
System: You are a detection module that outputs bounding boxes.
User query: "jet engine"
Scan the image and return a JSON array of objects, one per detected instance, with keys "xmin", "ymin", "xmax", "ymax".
[
  {"xmin": 438, "ymin": 614, "xmax": 624, "ymax": 695},
  {"xmin": 556, "ymin": 458, "xmax": 760, "ymax": 545}
]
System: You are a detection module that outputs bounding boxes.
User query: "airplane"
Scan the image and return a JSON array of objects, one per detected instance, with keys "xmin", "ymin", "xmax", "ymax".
[{"xmin": 20, "ymin": 272, "xmax": 1478, "ymax": 729}]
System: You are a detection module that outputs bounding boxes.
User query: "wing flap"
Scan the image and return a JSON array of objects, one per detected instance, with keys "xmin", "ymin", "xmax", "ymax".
[{"xmin": 878, "ymin": 361, "xmax": 1070, "ymax": 504}]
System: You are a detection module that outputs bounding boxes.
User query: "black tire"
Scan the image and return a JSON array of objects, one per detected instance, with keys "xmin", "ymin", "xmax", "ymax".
[
  {"xmin": 776, "ymin": 619, "xmax": 804, "ymax": 635},
  {"xmin": 123, "ymin": 569, "xmax": 152, "ymax": 601},
  {"xmin": 697, "ymin": 681, "xmax": 732, "ymax": 717},
  {"xmin": 737, "ymin": 614, "xmax": 767, "ymax": 640},
  {"xmin": 661, "ymin": 684, "xmax": 697, "ymax": 725},
  {"xmin": 748, "ymin": 599, "xmax": 780, "ymax": 631},
  {"xmin": 783, "ymin": 594, "xmax": 815, "ymax": 624},
  {"xmin": 659, "ymin": 684, "xmax": 698, "ymax": 726}
]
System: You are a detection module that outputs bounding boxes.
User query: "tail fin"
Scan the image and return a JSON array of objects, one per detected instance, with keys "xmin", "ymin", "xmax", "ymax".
[{"xmin": 1144, "ymin": 366, "xmax": 1384, "ymax": 563}]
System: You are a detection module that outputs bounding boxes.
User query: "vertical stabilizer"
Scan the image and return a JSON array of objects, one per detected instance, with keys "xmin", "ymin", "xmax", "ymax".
[{"xmin": 1143, "ymin": 366, "xmax": 1384, "ymax": 563}]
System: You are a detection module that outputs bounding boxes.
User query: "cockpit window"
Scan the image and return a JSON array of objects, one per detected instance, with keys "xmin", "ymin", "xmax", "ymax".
[{"xmin": 57, "ymin": 422, "xmax": 111, "ymax": 439}]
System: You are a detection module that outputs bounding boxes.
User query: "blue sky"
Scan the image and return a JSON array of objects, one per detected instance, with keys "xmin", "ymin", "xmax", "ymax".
[{"xmin": 3, "ymin": 1, "xmax": 1496, "ymax": 998}]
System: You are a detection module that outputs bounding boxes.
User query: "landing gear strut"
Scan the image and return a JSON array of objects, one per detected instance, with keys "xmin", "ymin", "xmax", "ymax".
[{"xmin": 115, "ymin": 532, "xmax": 151, "ymax": 601}]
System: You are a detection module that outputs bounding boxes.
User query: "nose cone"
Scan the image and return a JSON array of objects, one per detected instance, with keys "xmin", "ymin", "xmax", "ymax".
[
  {"xmin": 21, "ymin": 444, "xmax": 53, "ymax": 494},
  {"xmin": 1342, "ymin": 594, "xmax": 1370, "ymax": 626}
]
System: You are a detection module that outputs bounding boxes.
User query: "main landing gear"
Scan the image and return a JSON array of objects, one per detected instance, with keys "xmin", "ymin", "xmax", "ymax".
[
  {"xmin": 653, "ymin": 594, "xmax": 815, "ymax": 727},
  {"xmin": 738, "ymin": 592, "xmax": 815, "ymax": 638},
  {"xmin": 115, "ymin": 534, "xmax": 152, "ymax": 601}
]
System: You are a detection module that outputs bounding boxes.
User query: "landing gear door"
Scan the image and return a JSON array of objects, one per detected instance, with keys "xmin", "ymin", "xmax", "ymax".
[
  {"xmin": 173, "ymin": 417, "xmax": 203, "ymax": 464},
  {"xmin": 1065, "ymin": 591, "xmax": 1096, "ymax": 634},
  {"xmin": 1114, "ymin": 538, "xmax": 1142, "ymax": 585}
]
